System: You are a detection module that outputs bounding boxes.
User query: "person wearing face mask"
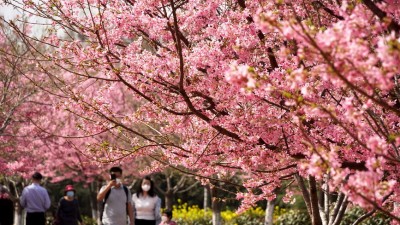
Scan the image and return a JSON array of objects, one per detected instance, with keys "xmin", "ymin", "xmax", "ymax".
[
  {"xmin": 55, "ymin": 185, "xmax": 82, "ymax": 225},
  {"xmin": 132, "ymin": 176, "xmax": 161, "ymax": 225},
  {"xmin": 97, "ymin": 166, "xmax": 134, "ymax": 225},
  {"xmin": 159, "ymin": 210, "xmax": 176, "ymax": 225}
]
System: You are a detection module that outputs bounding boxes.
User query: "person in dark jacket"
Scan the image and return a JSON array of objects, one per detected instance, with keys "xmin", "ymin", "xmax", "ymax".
[
  {"xmin": 56, "ymin": 184, "xmax": 82, "ymax": 225},
  {"xmin": 0, "ymin": 185, "xmax": 14, "ymax": 225}
]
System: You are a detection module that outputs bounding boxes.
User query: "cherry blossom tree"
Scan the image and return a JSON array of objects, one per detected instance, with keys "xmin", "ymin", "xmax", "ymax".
[
  {"xmin": 0, "ymin": 17, "xmax": 62, "ymax": 224},
  {"xmin": 0, "ymin": 15, "xmax": 126, "ymax": 222},
  {"xmin": 0, "ymin": 16, "xmax": 55, "ymax": 178},
  {"xmin": 1, "ymin": 0, "xmax": 400, "ymax": 224},
  {"xmin": 151, "ymin": 169, "xmax": 199, "ymax": 211}
]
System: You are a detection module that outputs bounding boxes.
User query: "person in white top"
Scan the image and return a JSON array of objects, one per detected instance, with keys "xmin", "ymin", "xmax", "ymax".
[{"xmin": 132, "ymin": 176, "xmax": 161, "ymax": 225}]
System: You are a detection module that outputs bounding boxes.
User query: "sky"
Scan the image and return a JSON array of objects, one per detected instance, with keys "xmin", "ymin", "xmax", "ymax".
[
  {"xmin": 1, "ymin": 1, "xmax": 81, "ymax": 39},
  {"xmin": 0, "ymin": 3, "xmax": 21, "ymax": 21},
  {"xmin": 0, "ymin": 2, "xmax": 51, "ymax": 37}
]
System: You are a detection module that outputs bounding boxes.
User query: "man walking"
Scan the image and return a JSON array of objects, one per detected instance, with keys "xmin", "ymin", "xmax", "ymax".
[
  {"xmin": 20, "ymin": 172, "xmax": 51, "ymax": 225},
  {"xmin": 97, "ymin": 166, "xmax": 134, "ymax": 225}
]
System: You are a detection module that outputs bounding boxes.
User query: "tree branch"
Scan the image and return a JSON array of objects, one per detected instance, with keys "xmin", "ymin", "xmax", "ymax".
[
  {"xmin": 362, "ymin": 0, "xmax": 400, "ymax": 34},
  {"xmin": 351, "ymin": 209, "xmax": 376, "ymax": 225},
  {"xmin": 331, "ymin": 195, "xmax": 348, "ymax": 225},
  {"xmin": 309, "ymin": 176, "xmax": 323, "ymax": 225},
  {"xmin": 295, "ymin": 174, "xmax": 312, "ymax": 216}
]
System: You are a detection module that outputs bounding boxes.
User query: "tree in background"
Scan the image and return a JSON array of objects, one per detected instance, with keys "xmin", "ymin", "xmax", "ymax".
[
  {"xmin": 0, "ymin": 18, "xmax": 46, "ymax": 177},
  {"xmin": 0, "ymin": 15, "xmax": 140, "ymax": 223},
  {"xmin": 153, "ymin": 168, "xmax": 200, "ymax": 211},
  {"xmin": 1, "ymin": 1, "xmax": 399, "ymax": 225}
]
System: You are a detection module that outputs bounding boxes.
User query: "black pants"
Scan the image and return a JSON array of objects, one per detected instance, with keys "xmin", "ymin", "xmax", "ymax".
[
  {"xmin": 135, "ymin": 219, "xmax": 156, "ymax": 225},
  {"xmin": 26, "ymin": 212, "xmax": 46, "ymax": 225}
]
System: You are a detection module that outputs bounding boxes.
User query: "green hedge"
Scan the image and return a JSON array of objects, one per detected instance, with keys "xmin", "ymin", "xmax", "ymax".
[
  {"xmin": 273, "ymin": 206, "xmax": 390, "ymax": 225},
  {"xmin": 275, "ymin": 209, "xmax": 310, "ymax": 225},
  {"xmin": 341, "ymin": 207, "xmax": 390, "ymax": 225}
]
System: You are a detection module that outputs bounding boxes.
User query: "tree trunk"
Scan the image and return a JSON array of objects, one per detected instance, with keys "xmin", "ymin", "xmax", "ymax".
[
  {"xmin": 17, "ymin": 208, "xmax": 24, "ymax": 225},
  {"xmin": 319, "ymin": 175, "xmax": 330, "ymax": 225},
  {"xmin": 211, "ymin": 187, "xmax": 222, "ymax": 225},
  {"xmin": 9, "ymin": 180, "xmax": 23, "ymax": 225},
  {"xmin": 211, "ymin": 199, "xmax": 222, "ymax": 225},
  {"xmin": 89, "ymin": 182, "xmax": 98, "ymax": 219},
  {"xmin": 203, "ymin": 186, "xmax": 208, "ymax": 209},
  {"xmin": 309, "ymin": 176, "xmax": 323, "ymax": 225},
  {"xmin": 14, "ymin": 201, "xmax": 23, "ymax": 225},
  {"xmin": 96, "ymin": 180, "xmax": 103, "ymax": 225},
  {"xmin": 165, "ymin": 190, "xmax": 174, "ymax": 210},
  {"xmin": 264, "ymin": 199, "xmax": 276, "ymax": 225},
  {"xmin": 295, "ymin": 174, "xmax": 312, "ymax": 216}
]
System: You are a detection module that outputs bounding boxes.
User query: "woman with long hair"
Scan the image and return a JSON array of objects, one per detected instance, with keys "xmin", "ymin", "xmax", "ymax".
[{"xmin": 132, "ymin": 176, "xmax": 161, "ymax": 225}]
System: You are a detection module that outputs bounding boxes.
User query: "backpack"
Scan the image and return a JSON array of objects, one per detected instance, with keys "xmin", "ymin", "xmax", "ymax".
[{"xmin": 99, "ymin": 185, "xmax": 129, "ymax": 223}]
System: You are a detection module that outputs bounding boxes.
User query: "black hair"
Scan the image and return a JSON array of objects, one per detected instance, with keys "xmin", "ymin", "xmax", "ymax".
[
  {"xmin": 136, "ymin": 176, "xmax": 156, "ymax": 197},
  {"xmin": 32, "ymin": 172, "xmax": 43, "ymax": 180},
  {"xmin": 109, "ymin": 167, "xmax": 123, "ymax": 174},
  {"xmin": 163, "ymin": 209, "xmax": 173, "ymax": 218}
]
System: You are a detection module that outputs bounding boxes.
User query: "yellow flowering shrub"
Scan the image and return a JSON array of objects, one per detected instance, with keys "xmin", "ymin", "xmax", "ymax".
[
  {"xmin": 221, "ymin": 210, "xmax": 237, "ymax": 222},
  {"xmin": 226, "ymin": 207, "xmax": 265, "ymax": 225},
  {"xmin": 171, "ymin": 200, "xmax": 265, "ymax": 225},
  {"xmin": 172, "ymin": 200, "xmax": 212, "ymax": 225}
]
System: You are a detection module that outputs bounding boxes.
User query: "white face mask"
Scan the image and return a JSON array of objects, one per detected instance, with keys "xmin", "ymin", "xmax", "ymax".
[
  {"xmin": 161, "ymin": 216, "xmax": 169, "ymax": 222},
  {"xmin": 142, "ymin": 184, "xmax": 151, "ymax": 192},
  {"xmin": 66, "ymin": 191, "xmax": 74, "ymax": 197},
  {"xmin": 116, "ymin": 178, "xmax": 122, "ymax": 184}
]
